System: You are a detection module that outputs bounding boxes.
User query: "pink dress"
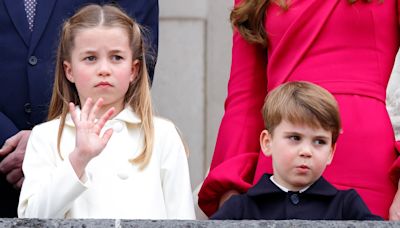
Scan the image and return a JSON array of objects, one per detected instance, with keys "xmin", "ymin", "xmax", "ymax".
[{"xmin": 199, "ymin": 0, "xmax": 400, "ymax": 219}]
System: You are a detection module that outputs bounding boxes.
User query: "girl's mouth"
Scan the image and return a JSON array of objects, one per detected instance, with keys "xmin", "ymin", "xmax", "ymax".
[{"xmin": 95, "ymin": 81, "xmax": 112, "ymax": 87}]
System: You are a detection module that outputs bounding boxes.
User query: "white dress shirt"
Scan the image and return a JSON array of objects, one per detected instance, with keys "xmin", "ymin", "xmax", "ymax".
[{"xmin": 18, "ymin": 108, "xmax": 195, "ymax": 219}]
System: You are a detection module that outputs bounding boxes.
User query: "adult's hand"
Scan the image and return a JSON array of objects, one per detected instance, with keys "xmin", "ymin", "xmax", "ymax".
[
  {"xmin": 389, "ymin": 181, "xmax": 400, "ymax": 220},
  {"xmin": 0, "ymin": 130, "xmax": 31, "ymax": 189},
  {"xmin": 219, "ymin": 189, "xmax": 240, "ymax": 209}
]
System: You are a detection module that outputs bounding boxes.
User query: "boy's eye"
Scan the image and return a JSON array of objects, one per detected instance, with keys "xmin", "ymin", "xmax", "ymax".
[{"xmin": 314, "ymin": 139, "xmax": 327, "ymax": 145}]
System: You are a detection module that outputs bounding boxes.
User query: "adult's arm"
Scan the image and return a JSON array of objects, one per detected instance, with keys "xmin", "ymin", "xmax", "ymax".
[
  {"xmin": 0, "ymin": 112, "xmax": 26, "ymax": 189},
  {"xmin": 198, "ymin": 0, "xmax": 268, "ymax": 217},
  {"xmin": 0, "ymin": 112, "xmax": 19, "ymax": 147},
  {"xmin": 210, "ymin": 195, "xmax": 243, "ymax": 220},
  {"xmin": 388, "ymin": 59, "xmax": 400, "ymax": 219},
  {"xmin": 0, "ymin": 130, "xmax": 30, "ymax": 189},
  {"xmin": 388, "ymin": 9, "xmax": 400, "ymax": 219}
]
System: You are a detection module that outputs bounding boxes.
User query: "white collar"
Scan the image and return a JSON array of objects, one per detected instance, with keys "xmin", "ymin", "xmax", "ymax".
[{"xmin": 270, "ymin": 175, "xmax": 311, "ymax": 193}]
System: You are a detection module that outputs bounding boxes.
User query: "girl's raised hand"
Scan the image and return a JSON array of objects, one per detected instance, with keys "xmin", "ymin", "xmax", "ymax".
[{"xmin": 68, "ymin": 98, "xmax": 115, "ymax": 178}]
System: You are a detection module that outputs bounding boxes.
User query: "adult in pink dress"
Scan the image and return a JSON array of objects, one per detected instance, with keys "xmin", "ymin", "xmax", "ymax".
[{"xmin": 199, "ymin": 0, "xmax": 400, "ymax": 219}]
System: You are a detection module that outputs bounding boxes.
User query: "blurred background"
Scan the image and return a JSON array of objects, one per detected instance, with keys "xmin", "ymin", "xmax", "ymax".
[{"xmin": 152, "ymin": 0, "xmax": 234, "ymax": 191}]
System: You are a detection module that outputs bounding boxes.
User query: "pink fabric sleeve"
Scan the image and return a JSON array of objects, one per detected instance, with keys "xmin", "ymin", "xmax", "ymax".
[
  {"xmin": 389, "ymin": 0, "xmax": 400, "ymax": 184},
  {"xmin": 398, "ymin": 0, "xmax": 400, "ymax": 25},
  {"xmin": 390, "ymin": 141, "xmax": 400, "ymax": 182},
  {"xmin": 198, "ymin": 20, "xmax": 268, "ymax": 216}
]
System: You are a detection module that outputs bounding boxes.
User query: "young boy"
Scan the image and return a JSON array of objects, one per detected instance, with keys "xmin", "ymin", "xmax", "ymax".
[{"xmin": 211, "ymin": 81, "xmax": 382, "ymax": 220}]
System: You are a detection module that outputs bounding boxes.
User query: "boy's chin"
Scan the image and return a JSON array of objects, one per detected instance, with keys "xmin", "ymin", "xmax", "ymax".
[{"xmin": 290, "ymin": 179, "xmax": 316, "ymax": 190}]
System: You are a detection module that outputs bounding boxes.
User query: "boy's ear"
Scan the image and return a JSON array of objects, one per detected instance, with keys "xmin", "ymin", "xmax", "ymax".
[
  {"xmin": 63, "ymin": 61, "xmax": 74, "ymax": 83},
  {"xmin": 326, "ymin": 143, "xmax": 337, "ymax": 165},
  {"xmin": 130, "ymin": 59, "xmax": 140, "ymax": 82},
  {"xmin": 260, "ymin": 130, "xmax": 272, "ymax": 157}
]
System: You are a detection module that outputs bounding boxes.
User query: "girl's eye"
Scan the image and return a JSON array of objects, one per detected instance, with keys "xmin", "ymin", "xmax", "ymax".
[
  {"xmin": 85, "ymin": 56, "xmax": 96, "ymax": 61},
  {"xmin": 288, "ymin": 135, "xmax": 301, "ymax": 141},
  {"xmin": 112, "ymin": 55, "xmax": 123, "ymax": 61}
]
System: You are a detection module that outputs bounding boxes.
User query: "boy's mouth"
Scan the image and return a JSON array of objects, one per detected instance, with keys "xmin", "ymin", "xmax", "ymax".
[{"xmin": 296, "ymin": 164, "xmax": 310, "ymax": 172}]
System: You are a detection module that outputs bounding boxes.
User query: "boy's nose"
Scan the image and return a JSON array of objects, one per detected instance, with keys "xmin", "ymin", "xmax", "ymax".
[{"xmin": 299, "ymin": 145, "xmax": 312, "ymax": 158}]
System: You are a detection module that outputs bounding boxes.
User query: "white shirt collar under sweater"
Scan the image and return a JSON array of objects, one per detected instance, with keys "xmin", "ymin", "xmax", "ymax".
[{"xmin": 270, "ymin": 175, "xmax": 311, "ymax": 193}]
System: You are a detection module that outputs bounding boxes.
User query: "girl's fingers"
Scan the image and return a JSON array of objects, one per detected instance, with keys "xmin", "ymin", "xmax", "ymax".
[
  {"xmin": 94, "ymin": 107, "xmax": 115, "ymax": 134},
  {"xmin": 81, "ymin": 97, "xmax": 93, "ymax": 120},
  {"xmin": 89, "ymin": 98, "xmax": 103, "ymax": 123},
  {"xmin": 69, "ymin": 102, "xmax": 79, "ymax": 125},
  {"xmin": 101, "ymin": 128, "xmax": 114, "ymax": 146}
]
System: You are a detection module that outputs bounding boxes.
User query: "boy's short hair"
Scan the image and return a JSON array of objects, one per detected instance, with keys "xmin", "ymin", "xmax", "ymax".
[{"xmin": 262, "ymin": 81, "xmax": 341, "ymax": 144}]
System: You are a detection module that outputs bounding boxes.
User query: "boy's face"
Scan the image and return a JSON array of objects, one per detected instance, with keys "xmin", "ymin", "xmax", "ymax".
[{"xmin": 260, "ymin": 120, "xmax": 335, "ymax": 191}]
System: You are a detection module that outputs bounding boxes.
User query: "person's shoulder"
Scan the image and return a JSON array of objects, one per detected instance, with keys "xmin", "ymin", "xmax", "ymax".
[
  {"xmin": 29, "ymin": 119, "xmax": 61, "ymax": 144},
  {"xmin": 331, "ymin": 187, "xmax": 359, "ymax": 202},
  {"xmin": 31, "ymin": 118, "xmax": 60, "ymax": 132},
  {"xmin": 153, "ymin": 116, "xmax": 179, "ymax": 134},
  {"xmin": 338, "ymin": 188, "xmax": 383, "ymax": 220},
  {"xmin": 152, "ymin": 116, "xmax": 187, "ymax": 153},
  {"xmin": 336, "ymin": 188, "xmax": 358, "ymax": 197}
]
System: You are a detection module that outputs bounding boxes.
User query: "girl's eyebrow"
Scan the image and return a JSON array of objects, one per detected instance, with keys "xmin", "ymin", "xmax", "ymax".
[
  {"xmin": 109, "ymin": 49, "xmax": 125, "ymax": 54},
  {"xmin": 78, "ymin": 50, "xmax": 97, "ymax": 55},
  {"xmin": 78, "ymin": 49, "xmax": 126, "ymax": 56}
]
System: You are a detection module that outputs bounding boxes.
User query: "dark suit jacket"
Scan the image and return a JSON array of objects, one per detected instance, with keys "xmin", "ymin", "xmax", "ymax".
[
  {"xmin": 211, "ymin": 174, "xmax": 382, "ymax": 220},
  {"xmin": 0, "ymin": 0, "xmax": 158, "ymax": 217}
]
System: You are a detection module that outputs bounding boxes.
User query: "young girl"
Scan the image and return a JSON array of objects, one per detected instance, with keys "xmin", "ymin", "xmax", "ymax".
[{"xmin": 17, "ymin": 4, "xmax": 195, "ymax": 219}]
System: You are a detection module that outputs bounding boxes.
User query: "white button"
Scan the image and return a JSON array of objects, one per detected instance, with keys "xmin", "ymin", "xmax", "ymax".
[
  {"xmin": 117, "ymin": 171, "xmax": 129, "ymax": 180},
  {"xmin": 116, "ymin": 165, "xmax": 131, "ymax": 180},
  {"xmin": 112, "ymin": 121, "xmax": 124, "ymax": 133}
]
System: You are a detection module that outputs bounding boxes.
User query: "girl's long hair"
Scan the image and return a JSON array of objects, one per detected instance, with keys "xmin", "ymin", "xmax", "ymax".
[
  {"xmin": 48, "ymin": 4, "xmax": 154, "ymax": 170},
  {"xmin": 230, "ymin": 0, "xmax": 374, "ymax": 47}
]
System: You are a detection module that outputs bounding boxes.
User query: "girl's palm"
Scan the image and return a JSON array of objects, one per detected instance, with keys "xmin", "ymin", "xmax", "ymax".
[{"xmin": 69, "ymin": 98, "xmax": 115, "ymax": 161}]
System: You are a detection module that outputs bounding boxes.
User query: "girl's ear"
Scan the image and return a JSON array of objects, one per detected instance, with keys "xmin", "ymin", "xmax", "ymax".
[
  {"xmin": 260, "ymin": 130, "xmax": 272, "ymax": 157},
  {"xmin": 130, "ymin": 59, "xmax": 140, "ymax": 82},
  {"xmin": 63, "ymin": 61, "xmax": 75, "ymax": 83}
]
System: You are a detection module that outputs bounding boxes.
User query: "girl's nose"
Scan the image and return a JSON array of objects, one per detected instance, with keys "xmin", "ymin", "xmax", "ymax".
[{"xmin": 97, "ymin": 59, "xmax": 111, "ymax": 76}]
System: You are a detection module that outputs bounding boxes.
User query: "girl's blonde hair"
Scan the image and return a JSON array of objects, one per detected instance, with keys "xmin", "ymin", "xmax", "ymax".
[
  {"xmin": 48, "ymin": 4, "xmax": 154, "ymax": 170},
  {"xmin": 230, "ymin": 0, "xmax": 374, "ymax": 47}
]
